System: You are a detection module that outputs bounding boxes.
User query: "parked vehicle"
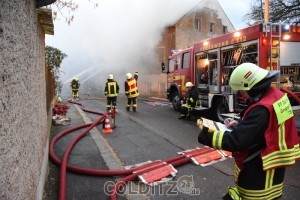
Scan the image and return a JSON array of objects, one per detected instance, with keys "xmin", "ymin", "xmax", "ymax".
[{"xmin": 164, "ymin": 23, "xmax": 300, "ymax": 121}]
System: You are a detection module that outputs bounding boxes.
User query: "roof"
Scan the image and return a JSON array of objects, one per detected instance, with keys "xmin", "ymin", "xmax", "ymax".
[{"xmin": 37, "ymin": 8, "xmax": 54, "ymax": 35}]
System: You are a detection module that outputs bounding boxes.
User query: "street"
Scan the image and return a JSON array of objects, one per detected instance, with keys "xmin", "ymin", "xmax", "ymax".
[{"xmin": 44, "ymin": 95, "xmax": 300, "ymax": 200}]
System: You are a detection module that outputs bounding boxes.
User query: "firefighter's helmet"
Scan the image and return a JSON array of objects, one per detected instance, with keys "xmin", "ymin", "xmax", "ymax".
[
  {"xmin": 229, "ymin": 63, "xmax": 268, "ymax": 91},
  {"xmin": 75, "ymin": 77, "xmax": 79, "ymax": 81},
  {"xmin": 185, "ymin": 82, "xmax": 193, "ymax": 88},
  {"xmin": 126, "ymin": 73, "xmax": 132, "ymax": 79},
  {"xmin": 108, "ymin": 74, "xmax": 114, "ymax": 80}
]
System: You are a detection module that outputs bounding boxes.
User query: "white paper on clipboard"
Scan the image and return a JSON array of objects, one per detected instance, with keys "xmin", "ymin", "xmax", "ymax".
[{"xmin": 201, "ymin": 117, "xmax": 232, "ymax": 132}]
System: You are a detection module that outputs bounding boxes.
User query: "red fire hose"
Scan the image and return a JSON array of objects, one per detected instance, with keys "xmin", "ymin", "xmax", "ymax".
[
  {"xmin": 50, "ymin": 100, "xmax": 194, "ymax": 200},
  {"xmin": 280, "ymin": 87, "xmax": 300, "ymax": 104}
]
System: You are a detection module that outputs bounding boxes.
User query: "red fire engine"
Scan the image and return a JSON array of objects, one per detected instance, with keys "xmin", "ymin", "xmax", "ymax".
[{"xmin": 165, "ymin": 22, "xmax": 300, "ymax": 121}]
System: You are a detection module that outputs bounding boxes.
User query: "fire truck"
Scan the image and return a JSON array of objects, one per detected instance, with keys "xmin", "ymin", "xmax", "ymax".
[{"xmin": 165, "ymin": 22, "xmax": 300, "ymax": 121}]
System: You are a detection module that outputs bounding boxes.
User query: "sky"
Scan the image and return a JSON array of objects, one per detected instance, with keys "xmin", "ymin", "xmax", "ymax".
[{"xmin": 46, "ymin": 0, "xmax": 253, "ymax": 93}]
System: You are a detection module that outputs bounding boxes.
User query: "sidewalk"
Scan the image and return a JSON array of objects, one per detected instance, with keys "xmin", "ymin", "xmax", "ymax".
[{"xmin": 43, "ymin": 101, "xmax": 117, "ymax": 200}]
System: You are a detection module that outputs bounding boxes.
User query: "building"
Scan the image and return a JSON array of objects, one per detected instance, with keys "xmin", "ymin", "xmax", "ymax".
[
  {"xmin": 142, "ymin": 0, "xmax": 235, "ymax": 97},
  {"xmin": 159, "ymin": 0, "xmax": 235, "ymax": 63}
]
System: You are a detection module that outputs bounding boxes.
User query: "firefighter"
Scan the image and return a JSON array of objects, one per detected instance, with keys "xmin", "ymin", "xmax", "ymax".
[
  {"xmin": 178, "ymin": 82, "xmax": 199, "ymax": 120},
  {"xmin": 198, "ymin": 63, "xmax": 300, "ymax": 200},
  {"xmin": 69, "ymin": 77, "xmax": 80, "ymax": 100},
  {"xmin": 125, "ymin": 72, "xmax": 139, "ymax": 112},
  {"xmin": 104, "ymin": 74, "xmax": 119, "ymax": 113}
]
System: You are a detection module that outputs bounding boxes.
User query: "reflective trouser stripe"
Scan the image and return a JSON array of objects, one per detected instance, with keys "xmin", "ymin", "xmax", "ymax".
[{"xmin": 237, "ymin": 183, "xmax": 283, "ymax": 200}]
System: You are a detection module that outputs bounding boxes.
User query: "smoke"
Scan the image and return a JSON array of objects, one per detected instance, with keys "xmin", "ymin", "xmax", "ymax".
[{"xmin": 46, "ymin": 0, "xmax": 199, "ymax": 95}]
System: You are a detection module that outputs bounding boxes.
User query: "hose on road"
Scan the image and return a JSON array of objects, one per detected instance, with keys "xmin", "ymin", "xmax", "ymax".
[{"xmin": 50, "ymin": 100, "xmax": 193, "ymax": 200}]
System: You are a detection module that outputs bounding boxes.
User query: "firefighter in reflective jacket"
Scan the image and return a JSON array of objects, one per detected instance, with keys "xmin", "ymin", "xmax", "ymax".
[
  {"xmin": 178, "ymin": 82, "xmax": 199, "ymax": 120},
  {"xmin": 69, "ymin": 77, "xmax": 80, "ymax": 100},
  {"xmin": 104, "ymin": 74, "xmax": 119, "ymax": 112},
  {"xmin": 198, "ymin": 63, "xmax": 300, "ymax": 200},
  {"xmin": 125, "ymin": 72, "xmax": 139, "ymax": 112}
]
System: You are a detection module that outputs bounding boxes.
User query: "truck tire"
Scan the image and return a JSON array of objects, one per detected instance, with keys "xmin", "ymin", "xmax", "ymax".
[
  {"xmin": 210, "ymin": 98, "xmax": 228, "ymax": 122},
  {"xmin": 172, "ymin": 91, "xmax": 181, "ymax": 111}
]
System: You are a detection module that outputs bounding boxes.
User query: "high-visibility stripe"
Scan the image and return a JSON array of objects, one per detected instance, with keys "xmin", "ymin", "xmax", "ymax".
[
  {"xmin": 126, "ymin": 79, "xmax": 139, "ymax": 98},
  {"xmin": 278, "ymin": 123, "xmax": 287, "ymax": 150},
  {"xmin": 212, "ymin": 131, "xmax": 224, "ymax": 149},
  {"xmin": 262, "ymin": 144, "xmax": 300, "ymax": 170},
  {"xmin": 238, "ymin": 183, "xmax": 282, "ymax": 199},
  {"xmin": 107, "ymin": 82, "xmax": 118, "ymax": 97},
  {"xmin": 263, "ymin": 156, "xmax": 297, "ymax": 170},
  {"xmin": 234, "ymin": 163, "xmax": 240, "ymax": 183},
  {"xmin": 265, "ymin": 169, "xmax": 274, "ymax": 189}
]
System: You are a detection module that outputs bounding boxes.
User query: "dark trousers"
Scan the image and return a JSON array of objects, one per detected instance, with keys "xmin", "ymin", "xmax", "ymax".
[
  {"xmin": 72, "ymin": 89, "xmax": 79, "ymax": 98},
  {"xmin": 106, "ymin": 97, "xmax": 117, "ymax": 110},
  {"xmin": 126, "ymin": 97, "xmax": 137, "ymax": 110}
]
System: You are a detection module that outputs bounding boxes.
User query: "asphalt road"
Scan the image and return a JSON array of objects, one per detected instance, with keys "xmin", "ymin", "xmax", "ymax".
[{"xmin": 44, "ymin": 95, "xmax": 300, "ymax": 199}]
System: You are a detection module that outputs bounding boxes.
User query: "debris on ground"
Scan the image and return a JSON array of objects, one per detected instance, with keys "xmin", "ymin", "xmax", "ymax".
[{"xmin": 52, "ymin": 104, "xmax": 71, "ymax": 126}]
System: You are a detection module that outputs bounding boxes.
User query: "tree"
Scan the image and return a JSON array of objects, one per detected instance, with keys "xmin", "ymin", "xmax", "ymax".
[
  {"xmin": 244, "ymin": 0, "xmax": 300, "ymax": 25},
  {"xmin": 46, "ymin": 45, "xmax": 67, "ymax": 95},
  {"xmin": 50, "ymin": 0, "xmax": 99, "ymax": 24}
]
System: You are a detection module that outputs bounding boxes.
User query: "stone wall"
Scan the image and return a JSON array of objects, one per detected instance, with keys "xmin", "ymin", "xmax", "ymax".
[{"xmin": 0, "ymin": 1, "xmax": 49, "ymax": 199}]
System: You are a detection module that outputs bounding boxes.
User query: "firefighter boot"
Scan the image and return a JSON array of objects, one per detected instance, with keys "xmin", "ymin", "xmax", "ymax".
[{"xmin": 133, "ymin": 107, "xmax": 136, "ymax": 112}]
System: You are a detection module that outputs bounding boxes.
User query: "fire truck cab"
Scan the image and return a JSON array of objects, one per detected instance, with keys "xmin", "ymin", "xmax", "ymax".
[{"xmin": 166, "ymin": 23, "xmax": 300, "ymax": 121}]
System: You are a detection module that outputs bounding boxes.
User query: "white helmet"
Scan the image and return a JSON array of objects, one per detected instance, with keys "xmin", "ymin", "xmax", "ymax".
[
  {"xmin": 229, "ymin": 63, "xmax": 268, "ymax": 91},
  {"xmin": 75, "ymin": 77, "xmax": 79, "ymax": 81},
  {"xmin": 108, "ymin": 74, "xmax": 114, "ymax": 80},
  {"xmin": 126, "ymin": 73, "xmax": 132, "ymax": 79},
  {"xmin": 185, "ymin": 82, "xmax": 193, "ymax": 88}
]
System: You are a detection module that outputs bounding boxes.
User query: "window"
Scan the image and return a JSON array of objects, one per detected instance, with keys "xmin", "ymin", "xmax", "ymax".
[
  {"xmin": 168, "ymin": 59, "xmax": 175, "ymax": 72},
  {"xmin": 210, "ymin": 22, "xmax": 215, "ymax": 33},
  {"xmin": 223, "ymin": 26, "xmax": 227, "ymax": 34},
  {"xmin": 194, "ymin": 19, "xmax": 201, "ymax": 31},
  {"xmin": 183, "ymin": 52, "xmax": 190, "ymax": 69},
  {"xmin": 176, "ymin": 56, "xmax": 181, "ymax": 70}
]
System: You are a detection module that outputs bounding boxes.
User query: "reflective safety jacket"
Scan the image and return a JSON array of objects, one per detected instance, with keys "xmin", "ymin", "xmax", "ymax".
[
  {"xmin": 198, "ymin": 86, "xmax": 300, "ymax": 200},
  {"xmin": 70, "ymin": 79, "xmax": 80, "ymax": 89},
  {"xmin": 125, "ymin": 77, "xmax": 139, "ymax": 98},
  {"xmin": 105, "ymin": 80, "xmax": 119, "ymax": 97},
  {"xmin": 242, "ymin": 87, "xmax": 300, "ymax": 171}
]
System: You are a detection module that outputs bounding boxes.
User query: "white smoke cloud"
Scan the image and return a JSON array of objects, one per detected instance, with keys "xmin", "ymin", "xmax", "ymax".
[
  {"xmin": 46, "ymin": 0, "xmax": 251, "ymax": 96},
  {"xmin": 46, "ymin": 0, "xmax": 200, "ymax": 91}
]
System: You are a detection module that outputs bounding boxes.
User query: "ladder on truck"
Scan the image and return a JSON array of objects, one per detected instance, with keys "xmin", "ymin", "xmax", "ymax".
[{"xmin": 263, "ymin": 22, "xmax": 282, "ymax": 88}]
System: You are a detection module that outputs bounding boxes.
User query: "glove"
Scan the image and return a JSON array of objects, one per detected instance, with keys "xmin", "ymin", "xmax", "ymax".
[{"xmin": 197, "ymin": 119, "xmax": 214, "ymax": 133}]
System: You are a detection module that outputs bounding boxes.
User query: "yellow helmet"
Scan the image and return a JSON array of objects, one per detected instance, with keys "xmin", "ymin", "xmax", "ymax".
[
  {"xmin": 229, "ymin": 63, "xmax": 268, "ymax": 91},
  {"xmin": 126, "ymin": 73, "xmax": 132, "ymax": 79},
  {"xmin": 185, "ymin": 82, "xmax": 193, "ymax": 88}
]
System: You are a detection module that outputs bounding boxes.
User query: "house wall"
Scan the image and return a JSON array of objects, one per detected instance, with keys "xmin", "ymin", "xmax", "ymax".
[
  {"xmin": 0, "ymin": 1, "xmax": 49, "ymax": 199},
  {"xmin": 176, "ymin": 9, "xmax": 230, "ymax": 49}
]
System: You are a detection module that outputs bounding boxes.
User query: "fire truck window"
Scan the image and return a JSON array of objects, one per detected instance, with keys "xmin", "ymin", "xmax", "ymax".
[
  {"xmin": 168, "ymin": 59, "xmax": 175, "ymax": 72},
  {"xmin": 176, "ymin": 56, "xmax": 181, "ymax": 69},
  {"xmin": 208, "ymin": 53, "xmax": 218, "ymax": 85},
  {"xmin": 183, "ymin": 52, "xmax": 190, "ymax": 69}
]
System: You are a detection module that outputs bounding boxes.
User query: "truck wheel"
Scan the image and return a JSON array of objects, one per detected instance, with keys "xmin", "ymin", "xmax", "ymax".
[
  {"xmin": 172, "ymin": 92, "xmax": 181, "ymax": 111},
  {"xmin": 210, "ymin": 98, "xmax": 228, "ymax": 122}
]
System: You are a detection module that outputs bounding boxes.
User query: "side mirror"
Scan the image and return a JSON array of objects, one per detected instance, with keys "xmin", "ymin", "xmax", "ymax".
[{"xmin": 161, "ymin": 61, "xmax": 165, "ymax": 72}]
